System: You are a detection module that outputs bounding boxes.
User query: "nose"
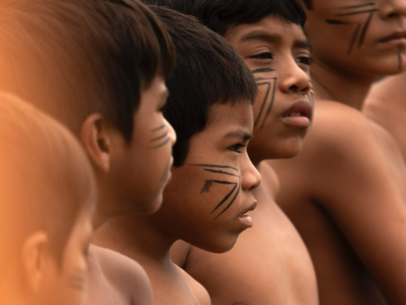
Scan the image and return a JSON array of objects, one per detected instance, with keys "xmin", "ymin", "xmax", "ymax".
[
  {"xmin": 241, "ymin": 154, "xmax": 262, "ymax": 192},
  {"xmin": 379, "ymin": 0, "xmax": 406, "ymax": 19},
  {"xmin": 278, "ymin": 61, "xmax": 311, "ymax": 95},
  {"xmin": 165, "ymin": 118, "xmax": 177, "ymax": 146}
]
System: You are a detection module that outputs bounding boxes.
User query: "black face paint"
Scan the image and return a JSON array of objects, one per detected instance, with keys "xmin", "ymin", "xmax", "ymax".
[
  {"xmin": 252, "ymin": 68, "xmax": 276, "ymax": 74},
  {"xmin": 149, "ymin": 124, "xmax": 170, "ymax": 149},
  {"xmin": 252, "ymin": 69, "xmax": 277, "ymax": 129},
  {"xmin": 190, "ymin": 163, "xmax": 241, "ymax": 219},
  {"xmin": 67, "ymin": 268, "xmax": 86, "ymax": 291},
  {"xmin": 325, "ymin": 3, "xmax": 377, "ymax": 55}
]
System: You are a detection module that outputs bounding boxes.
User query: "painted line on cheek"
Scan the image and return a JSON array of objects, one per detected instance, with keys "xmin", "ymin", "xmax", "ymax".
[
  {"xmin": 358, "ymin": 11, "xmax": 374, "ymax": 47},
  {"xmin": 204, "ymin": 168, "xmax": 239, "ymax": 177},
  {"xmin": 149, "ymin": 137, "xmax": 170, "ymax": 150},
  {"xmin": 210, "ymin": 181, "xmax": 238, "ymax": 214},
  {"xmin": 335, "ymin": 9, "xmax": 378, "ymax": 17},
  {"xmin": 190, "ymin": 164, "xmax": 239, "ymax": 172},
  {"xmin": 214, "ymin": 176, "xmax": 241, "ymax": 219},
  {"xmin": 340, "ymin": 3, "xmax": 375, "ymax": 10},
  {"xmin": 259, "ymin": 78, "xmax": 277, "ymax": 129},
  {"xmin": 150, "ymin": 131, "xmax": 168, "ymax": 142},
  {"xmin": 151, "ymin": 124, "xmax": 165, "ymax": 132},
  {"xmin": 252, "ymin": 68, "xmax": 276, "ymax": 74}
]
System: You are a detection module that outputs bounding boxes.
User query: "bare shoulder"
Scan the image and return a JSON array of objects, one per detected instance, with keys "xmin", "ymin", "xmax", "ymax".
[
  {"xmin": 259, "ymin": 161, "xmax": 280, "ymax": 199},
  {"xmin": 170, "ymin": 240, "xmax": 192, "ymax": 268},
  {"xmin": 367, "ymin": 74, "xmax": 406, "ymax": 105},
  {"xmin": 180, "ymin": 267, "xmax": 211, "ymax": 305},
  {"xmin": 306, "ymin": 100, "xmax": 378, "ymax": 158},
  {"xmin": 89, "ymin": 245, "xmax": 153, "ymax": 305}
]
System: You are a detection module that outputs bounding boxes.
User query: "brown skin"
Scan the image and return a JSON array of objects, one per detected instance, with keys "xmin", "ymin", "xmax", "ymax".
[
  {"xmin": 171, "ymin": 16, "xmax": 319, "ymax": 305},
  {"xmin": 87, "ymin": 246, "xmax": 153, "ymax": 305},
  {"xmin": 270, "ymin": 1, "xmax": 406, "ymax": 304},
  {"xmin": 92, "ymin": 103, "xmax": 261, "ymax": 305},
  {"xmin": 84, "ymin": 76, "xmax": 176, "ymax": 305},
  {"xmin": 364, "ymin": 72, "xmax": 406, "ymax": 163}
]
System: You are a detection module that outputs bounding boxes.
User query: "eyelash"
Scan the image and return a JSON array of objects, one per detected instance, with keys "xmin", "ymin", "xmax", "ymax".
[
  {"xmin": 250, "ymin": 52, "xmax": 273, "ymax": 59},
  {"xmin": 296, "ymin": 56, "xmax": 313, "ymax": 66},
  {"xmin": 229, "ymin": 143, "xmax": 246, "ymax": 153}
]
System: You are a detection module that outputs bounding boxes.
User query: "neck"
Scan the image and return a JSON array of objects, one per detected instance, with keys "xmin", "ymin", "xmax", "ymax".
[
  {"xmin": 311, "ymin": 60, "xmax": 375, "ymax": 110},
  {"xmin": 92, "ymin": 214, "xmax": 174, "ymax": 265}
]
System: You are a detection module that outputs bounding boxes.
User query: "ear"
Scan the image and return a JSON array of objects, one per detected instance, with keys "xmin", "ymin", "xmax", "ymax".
[
  {"xmin": 21, "ymin": 231, "xmax": 49, "ymax": 292},
  {"xmin": 80, "ymin": 114, "xmax": 111, "ymax": 173}
]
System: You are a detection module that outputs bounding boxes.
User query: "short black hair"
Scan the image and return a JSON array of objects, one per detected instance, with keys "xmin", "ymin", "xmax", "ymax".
[
  {"xmin": 144, "ymin": 0, "xmax": 306, "ymax": 36},
  {"xmin": 302, "ymin": 0, "xmax": 313, "ymax": 10},
  {"xmin": 0, "ymin": 93, "xmax": 96, "ymax": 265},
  {"xmin": 0, "ymin": 0, "xmax": 175, "ymax": 140},
  {"xmin": 149, "ymin": 6, "xmax": 257, "ymax": 166}
]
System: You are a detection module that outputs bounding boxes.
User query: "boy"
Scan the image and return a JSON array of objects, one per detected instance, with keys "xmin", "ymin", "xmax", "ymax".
[
  {"xmin": 270, "ymin": 1, "xmax": 406, "ymax": 304},
  {"xmin": 0, "ymin": 0, "xmax": 176, "ymax": 304},
  {"xmin": 91, "ymin": 7, "xmax": 261, "ymax": 305},
  {"xmin": 364, "ymin": 72, "xmax": 406, "ymax": 163},
  {"xmin": 0, "ymin": 93, "xmax": 96, "ymax": 305},
  {"xmin": 146, "ymin": 1, "xmax": 319, "ymax": 304}
]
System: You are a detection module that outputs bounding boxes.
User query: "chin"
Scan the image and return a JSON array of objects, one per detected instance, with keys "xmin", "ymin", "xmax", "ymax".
[
  {"xmin": 198, "ymin": 235, "xmax": 239, "ymax": 254},
  {"xmin": 268, "ymin": 140, "xmax": 304, "ymax": 160},
  {"xmin": 139, "ymin": 193, "xmax": 163, "ymax": 215}
]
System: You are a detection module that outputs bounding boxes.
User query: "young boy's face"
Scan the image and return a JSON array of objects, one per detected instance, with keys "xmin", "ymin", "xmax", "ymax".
[
  {"xmin": 112, "ymin": 76, "xmax": 176, "ymax": 215},
  {"xmin": 41, "ymin": 204, "xmax": 94, "ymax": 305},
  {"xmin": 224, "ymin": 16, "xmax": 313, "ymax": 160},
  {"xmin": 303, "ymin": 0, "xmax": 406, "ymax": 75},
  {"xmin": 151, "ymin": 103, "xmax": 261, "ymax": 252}
]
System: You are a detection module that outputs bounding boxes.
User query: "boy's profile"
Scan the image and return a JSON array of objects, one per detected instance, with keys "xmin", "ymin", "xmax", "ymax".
[
  {"xmin": 270, "ymin": 0, "xmax": 406, "ymax": 304},
  {"xmin": 91, "ymin": 6, "xmax": 261, "ymax": 305},
  {"xmin": 0, "ymin": 93, "xmax": 96, "ymax": 305},
  {"xmin": 0, "ymin": 0, "xmax": 176, "ymax": 304},
  {"xmin": 146, "ymin": 1, "xmax": 319, "ymax": 304}
]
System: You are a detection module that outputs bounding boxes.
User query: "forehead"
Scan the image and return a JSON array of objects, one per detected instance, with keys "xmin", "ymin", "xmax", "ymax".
[
  {"xmin": 225, "ymin": 15, "xmax": 308, "ymax": 47},
  {"xmin": 191, "ymin": 103, "xmax": 253, "ymax": 144}
]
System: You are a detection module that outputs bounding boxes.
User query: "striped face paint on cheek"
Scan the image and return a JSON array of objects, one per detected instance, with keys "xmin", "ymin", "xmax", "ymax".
[
  {"xmin": 325, "ymin": 2, "xmax": 378, "ymax": 55},
  {"xmin": 252, "ymin": 68, "xmax": 277, "ymax": 129},
  {"xmin": 189, "ymin": 164, "xmax": 241, "ymax": 219},
  {"xmin": 149, "ymin": 124, "xmax": 170, "ymax": 149}
]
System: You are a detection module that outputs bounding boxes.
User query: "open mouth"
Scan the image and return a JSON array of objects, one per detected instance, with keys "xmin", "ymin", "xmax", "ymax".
[{"xmin": 281, "ymin": 99, "xmax": 313, "ymax": 128}]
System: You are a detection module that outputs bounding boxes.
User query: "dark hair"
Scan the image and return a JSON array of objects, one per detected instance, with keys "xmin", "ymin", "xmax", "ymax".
[
  {"xmin": 149, "ymin": 6, "xmax": 257, "ymax": 166},
  {"xmin": 302, "ymin": 0, "xmax": 313, "ymax": 10},
  {"xmin": 0, "ymin": 0, "xmax": 175, "ymax": 140},
  {"xmin": 144, "ymin": 0, "xmax": 306, "ymax": 36},
  {"xmin": 0, "ymin": 93, "xmax": 96, "ymax": 265}
]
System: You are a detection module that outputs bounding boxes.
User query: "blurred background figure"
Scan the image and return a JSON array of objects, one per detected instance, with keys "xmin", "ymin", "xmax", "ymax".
[{"xmin": 0, "ymin": 93, "xmax": 96, "ymax": 305}]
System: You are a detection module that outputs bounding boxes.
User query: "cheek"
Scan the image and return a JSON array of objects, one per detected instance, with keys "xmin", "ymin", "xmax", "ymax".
[{"xmin": 254, "ymin": 79, "xmax": 277, "ymax": 129}]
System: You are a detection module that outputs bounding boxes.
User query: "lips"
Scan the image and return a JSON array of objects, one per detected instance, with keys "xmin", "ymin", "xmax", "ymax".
[
  {"xmin": 238, "ymin": 201, "xmax": 257, "ymax": 228},
  {"xmin": 281, "ymin": 99, "xmax": 313, "ymax": 128},
  {"xmin": 379, "ymin": 31, "xmax": 406, "ymax": 45}
]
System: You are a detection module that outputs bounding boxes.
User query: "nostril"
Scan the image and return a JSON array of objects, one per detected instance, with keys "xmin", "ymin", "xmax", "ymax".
[{"xmin": 289, "ymin": 85, "xmax": 299, "ymax": 92}]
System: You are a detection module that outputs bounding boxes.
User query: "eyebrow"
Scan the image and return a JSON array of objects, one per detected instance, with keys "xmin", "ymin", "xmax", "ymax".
[
  {"xmin": 239, "ymin": 31, "xmax": 311, "ymax": 51},
  {"xmin": 239, "ymin": 31, "xmax": 282, "ymax": 44},
  {"xmin": 223, "ymin": 129, "xmax": 253, "ymax": 141},
  {"xmin": 293, "ymin": 39, "xmax": 312, "ymax": 52}
]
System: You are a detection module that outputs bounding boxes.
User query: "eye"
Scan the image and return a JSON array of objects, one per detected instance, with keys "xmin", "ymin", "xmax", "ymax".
[
  {"xmin": 249, "ymin": 52, "xmax": 273, "ymax": 59},
  {"xmin": 229, "ymin": 143, "xmax": 246, "ymax": 153},
  {"xmin": 296, "ymin": 56, "xmax": 313, "ymax": 66}
]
